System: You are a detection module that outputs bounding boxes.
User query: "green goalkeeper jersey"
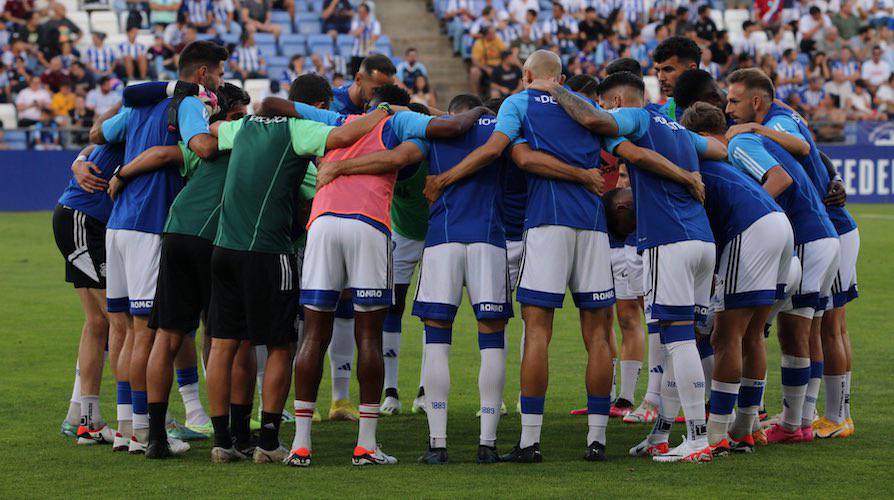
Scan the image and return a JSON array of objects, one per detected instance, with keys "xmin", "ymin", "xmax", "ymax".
[
  {"xmin": 163, "ymin": 143, "xmax": 230, "ymax": 241},
  {"xmin": 390, "ymin": 160, "xmax": 429, "ymax": 241}
]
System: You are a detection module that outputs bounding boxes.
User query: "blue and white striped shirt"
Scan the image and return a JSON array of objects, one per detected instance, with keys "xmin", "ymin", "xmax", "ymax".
[
  {"xmin": 85, "ymin": 45, "xmax": 117, "ymax": 72},
  {"xmin": 231, "ymin": 45, "xmax": 264, "ymax": 72},
  {"xmin": 185, "ymin": 0, "xmax": 213, "ymax": 24},
  {"xmin": 700, "ymin": 60, "xmax": 721, "ymax": 80},
  {"xmin": 541, "ymin": 15, "xmax": 578, "ymax": 51},
  {"xmin": 212, "ymin": 0, "xmax": 234, "ymax": 22},
  {"xmin": 350, "ymin": 17, "xmax": 381, "ymax": 57},
  {"xmin": 118, "ymin": 41, "xmax": 147, "ymax": 59},
  {"xmin": 798, "ymin": 88, "xmax": 825, "ymax": 107},
  {"xmin": 831, "ymin": 60, "xmax": 860, "ymax": 77}
]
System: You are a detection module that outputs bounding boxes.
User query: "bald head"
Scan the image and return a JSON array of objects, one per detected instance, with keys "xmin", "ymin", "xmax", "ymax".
[{"xmin": 524, "ymin": 50, "xmax": 563, "ymax": 82}]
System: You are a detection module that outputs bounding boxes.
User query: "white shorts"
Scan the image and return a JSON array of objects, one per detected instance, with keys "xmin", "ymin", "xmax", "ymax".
[
  {"xmin": 105, "ymin": 229, "xmax": 162, "ymax": 316},
  {"xmin": 767, "ymin": 255, "xmax": 803, "ymax": 326},
  {"xmin": 506, "ymin": 239, "xmax": 523, "ymax": 291},
  {"xmin": 300, "ymin": 215, "xmax": 393, "ymax": 311},
  {"xmin": 392, "ymin": 232, "xmax": 424, "ymax": 285},
  {"xmin": 713, "ymin": 212, "xmax": 794, "ymax": 312},
  {"xmin": 643, "ymin": 240, "xmax": 715, "ymax": 323},
  {"xmin": 516, "ymin": 225, "xmax": 615, "ymax": 310},
  {"xmin": 832, "ymin": 228, "xmax": 859, "ymax": 308},
  {"xmin": 412, "ymin": 242, "xmax": 512, "ymax": 322},
  {"xmin": 781, "ymin": 237, "xmax": 840, "ymax": 318},
  {"xmin": 612, "ymin": 245, "xmax": 644, "ymax": 300}
]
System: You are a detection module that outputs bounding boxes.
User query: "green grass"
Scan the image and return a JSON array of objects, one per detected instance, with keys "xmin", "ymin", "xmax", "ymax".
[{"xmin": 1, "ymin": 206, "xmax": 892, "ymax": 498}]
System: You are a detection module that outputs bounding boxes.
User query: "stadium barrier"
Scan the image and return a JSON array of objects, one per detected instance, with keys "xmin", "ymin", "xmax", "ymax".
[{"xmin": 2, "ymin": 147, "xmax": 894, "ymax": 211}]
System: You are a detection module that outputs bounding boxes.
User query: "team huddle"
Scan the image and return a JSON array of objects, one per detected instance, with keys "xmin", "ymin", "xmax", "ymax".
[{"xmin": 52, "ymin": 35, "xmax": 859, "ymax": 467}]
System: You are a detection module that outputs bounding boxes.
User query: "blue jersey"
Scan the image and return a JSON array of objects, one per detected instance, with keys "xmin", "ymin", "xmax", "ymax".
[
  {"xmin": 604, "ymin": 105, "xmax": 713, "ymax": 251},
  {"xmin": 57, "ymin": 144, "xmax": 125, "ymax": 223},
  {"xmin": 727, "ymin": 133, "xmax": 836, "ymax": 245},
  {"xmin": 418, "ymin": 114, "xmax": 505, "ymax": 248},
  {"xmin": 500, "ymin": 160, "xmax": 526, "ymax": 241},
  {"xmin": 101, "ymin": 96, "xmax": 209, "ymax": 233},
  {"xmin": 763, "ymin": 104, "xmax": 857, "ymax": 235},
  {"xmin": 495, "ymin": 89, "xmax": 606, "ymax": 232},
  {"xmin": 699, "ymin": 159, "xmax": 783, "ymax": 250},
  {"xmin": 330, "ymin": 83, "xmax": 364, "ymax": 115}
]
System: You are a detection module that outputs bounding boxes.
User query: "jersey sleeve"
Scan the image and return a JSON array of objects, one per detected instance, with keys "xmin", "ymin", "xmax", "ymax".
[
  {"xmin": 600, "ymin": 135, "xmax": 629, "ymax": 155},
  {"xmin": 299, "ymin": 162, "xmax": 317, "ymax": 200},
  {"xmin": 408, "ymin": 138, "xmax": 430, "ymax": 158},
  {"xmin": 288, "ymin": 118, "xmax": 335, "ymax": 156},
  {"xmin": 608, "ymin": 107, "xmax": 650, "ymax": 141},
  {"xmin": 389, "ymin": 111, "xmax": 435, "ymax": 141},
  {"xmin": 765, "ymin": 114, "xmax": 807, "ymax": 142},
  {"xmin": 687, "ymin": 130, "xmax": 709, "ymax": 156},
  {"xmin": 122, "ymin": 81, "xmax": 170, "ymax": 108},
  {"xmin": 101, "ymin": 107, "xmax": 132, "ymax": 144},
  {"xmin": 728, "ymin": 133, "xmax": 778, "ymax": 182},
  {"xmin": 177, "ymin": 142, "xmax": 202, "ymax": 178},
  {"xmin": 293, "ymin": 102, "xmax": 346, "ymax": 126},
  {"xmin": 178, "ymin": 95, "xmax": 211, "ymax": 146},
  {"xmin": 494, "ymin": 94, "xmax": 525, "ymax": 142},
  {"xmin": 216, "ymin": 118, "xmax": 245, "ymax": 151}
]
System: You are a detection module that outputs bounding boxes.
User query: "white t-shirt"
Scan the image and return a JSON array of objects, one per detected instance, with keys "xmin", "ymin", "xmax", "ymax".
[
  {"xmin": 824, "ymin": 80, "xmax": 854, "ymax": 108},
  {"xmin": 15, "ymin": 87, "xmax": 51, "ymax": 121},
  {"xmin": 798, "ymin": 14, "xmax": 831, "ymax": 39},
  {"xmin": 85, "ymin": 88, "xmax": 122, "ymax": 116},
  {"xmin": 862, "ymin": 60, "xmax": 892, "ymax": 86},
  {"xmin": 877, "ymin": 84, "xmax": 894, "ymax": 112},
  {"xmin": 507, "ymin": 0, "xmax": 539, "ymax": 22}
]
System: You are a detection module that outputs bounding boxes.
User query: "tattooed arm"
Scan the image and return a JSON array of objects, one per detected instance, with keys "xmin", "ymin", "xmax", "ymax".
[{"xmin": 527, "ymin": 79, "xmax": 621, "ymax": 136}]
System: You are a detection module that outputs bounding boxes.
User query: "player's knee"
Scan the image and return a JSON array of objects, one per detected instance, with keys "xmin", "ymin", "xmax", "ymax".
[{"xmin": 85, "ymin": 311, "xmax": 109, "ymax": 334}]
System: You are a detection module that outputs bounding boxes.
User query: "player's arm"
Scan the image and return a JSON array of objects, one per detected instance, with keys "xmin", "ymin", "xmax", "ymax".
[
  {"xmin": 613, "ymin": 140, "xmax": 706, "ymax": 203},
  {"xmin": 762, "ymin": 166, "xmax": 793, "ymax": 198},
  {"xmin": 424, "ymin": 106, "xmax": 489, "ymax": 139},
  {"xmin": 108, "ymin": 145, "xmax": 184, "ymax": 200},
  {"xmin": 122, "ymin": 81, "xmax": 200, "ymax": 107},
  {"xmin": 527, "ymin": 79, "xmax": 622, "ymax": 136},
  {"xmin": 324, "ymin": 107, "xmax": 392, "ymax": 150},
  {"xmin": 71, "ymin": 144, "xmax": 106, "ymax": 192},
  {"xmin": 258, "ymin": 96, "xmax": 303, "ymax": 118},
  {"xmin": 179, "ymin": 95, "xmax": 217, "ymax": 160},
  {"xmin": 424, "ymin": 132, "xmax": 511, "ymax": 204},
  {"xmin": 89, "ymin": 102, "xmax": 124, "ymax": 144},
  {"xmin": 688, "ymin": 131, "xmax": 727, "ymax": 160},
  {"xmin": 820, "ymin": 150, "xmax": 846, "ymax": 206},
  {"xmin": 316, "ymin": 141, "xmax": 425, "ymax": 189},
  {"xmin": 509, "ymin": 142, "xmax": 604, "ymax": 194},
  {"xmin": 728, "ymin": 134, "xmax": 792, "ymax": 198},
  {"xmin": 726, "ymin": 122, "xmax": 810, "ymax": 157}
]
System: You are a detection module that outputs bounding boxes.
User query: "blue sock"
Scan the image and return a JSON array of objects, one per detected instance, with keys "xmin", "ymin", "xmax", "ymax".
[
  {"xmin": 176, "ymin": 367, "xmax": 199, "ymax": 388},
  {"xmin": 132, "ymin": 390, "xmax": 148, "ymax": 415},
  {"xmin": 424, "ymin": 325, "xmax": 452, "ymax": 344},
  {"xmin": 477, "ymin": 330, "xmax": 505, "ymax": 350},
  {"xmin": 117, "ymin": 381, "xmax": 132, "ymax": 405}
]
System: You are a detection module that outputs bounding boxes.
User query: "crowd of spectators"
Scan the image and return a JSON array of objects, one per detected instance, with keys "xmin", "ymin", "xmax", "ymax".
[{"xmin": 438, "ymin": 0, "xmax": 894, "ymax": 141}]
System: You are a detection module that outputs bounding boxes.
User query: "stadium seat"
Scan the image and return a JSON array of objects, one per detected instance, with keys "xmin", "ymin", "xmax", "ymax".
[
  {"xmin": 280, "ymin": 33, "xmax": 307, "ymax": 46},
  {"xmin": 297, "ymin": 20, "xmax": 323, "ymax": 35},
  {"xmin": 709, "ymin": 8, "xmax": 725, "ymax": 29},
  {"xmin": 106, "ymin": 33, "xmax": 128, "ymax": 48},
  {"xmin": 724, "ymin": 9, "xmax": 750, "ymax": 36},
  {"xmin": 58, "ymin": 0, "xmax": 79, "ymax": 13},
  {"xmin": 243, "ymin": 78, "xmax": 270, "ymax": 108},
  {"xmin": 69, "ymin": 11, "xmax": 91, "ymax": 36},
  {"xmin": 90, "ymin": 10, "xmax": 121, "ymax": 36},
  {"xmin": 374, "ymin": 41, "xmax": 393, "ymax": 57},
  {"xmin": 0, "ymin": 103, "xmax": 17, "ymax": 129},
  {"xmin": 221, "ymin": 32, "xmax": 241, "ymax": 45},
  {"xmin": 255, "ymin": 32, "xmax": 277, "ymax": 45},
  {"xmin": 258, "ymin": 43, "xmax": 279, "ymax": 58},
  {"xmin": 310, "ymin": 0, "xmax": 325, "ymax": 12},
  {"xmin": 643, "ymin": 75, "xmax": 660, "ymax": 104},
  {"xmin": 308, "ymin": 33, "xmax": 334, "ymax": 54},
  {"xmin": 377, "ymin": 34, "xmax": 390, "ymax": 47},
  {"xmin": 268, "ymin": 55, "xmax": 291, "ymax": 67},
  {"xmin": 295, "ymin": 11, "xmax": 319, "ymax": 23},
  {"xmin": 4, "ymin": 129, "xmax": 28, "ymax": 149},
  {"xmin": 136, "ymin": 33, "xmax": 155, "ymax": 47},
  {"xmin": 271, "ymin": 10, "xmax": 294, "ymax": 24}
]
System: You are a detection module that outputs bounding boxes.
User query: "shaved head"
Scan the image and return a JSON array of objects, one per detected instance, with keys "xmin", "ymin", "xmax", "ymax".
[{"xmin": 524, "ymin": 50, "xmax": 563, "ymax": 80}]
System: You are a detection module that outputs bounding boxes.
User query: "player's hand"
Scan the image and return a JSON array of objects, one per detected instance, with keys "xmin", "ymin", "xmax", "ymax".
[
  {"xmin": 724, "ymin": 123, "xmax": 759, "ymax": 141},
  {"xmin": 424, "ymin": 174, "xmax": 445, "ymax": 205},
  {"xmin": 527, "ymin": 79, "xmax": 558, "ymax": 93},
  {"xmin": 72, "ymin": 160, "xmax": 107, "ymax": 192},
  {"xmin": 687, "ymin": 171, "xmax": 705, "ymax": 204},
  {"xmin": 824, "ymin": 178, "xmax": 847, "ymax": 207},
  {"xmin": 315, "ymin": 161, "xmax": 341, "ymax": 189},
  {"xmin": 107, "ymin": 175, "xmax": 124, "ymax": 200},
  {"xmin": 583, "ymin": 168, "xmax": 605, "ymax": 195}
]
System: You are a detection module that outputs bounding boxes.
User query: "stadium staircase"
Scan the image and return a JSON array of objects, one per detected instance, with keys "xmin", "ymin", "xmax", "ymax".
[{"xmin": 374, "ymin": 0, "xmax": 469, "ymax": 103}]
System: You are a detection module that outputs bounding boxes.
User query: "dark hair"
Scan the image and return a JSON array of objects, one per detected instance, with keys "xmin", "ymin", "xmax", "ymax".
[
  {"xmin": 359, "ymin": 54, "xmax": 396, "ymax": 77},
  {"xmin": 211, "ymin": 82, "xmax": 250, "ymax": 121},
  {"xmin": 289, "ymin": 54, "xmax": 304, "ymax": 66},
  {"xmin": 679, "ymin": 102, "xmax": 726, "ymax": 135},
  {"xmin": 527, "ymin": 8, "xmax": 537, "ymax": 17},
  {"xmin": 371, "ymin": 83, "xmax": 410, "ymax": 106},
  {"xmin": 606, "ymin": 57, "xmax": 643, "ymax": 76},
  {"xmin": 728, "ymin": 67, "xmax": 775, "ymax": 98},
  {"xmin": 782, "ymin": 48, "xmax": 794, "ymax": 59},
  {"xmin": 288, "ymin": 73, "xmax": 333, "ymax": 104},
  {"xmin": 405, "ymin": 47, "xmax": 417, "ymax": 55},
  {"xmin": 653, "ymin": 36, "xmax": 702, "ymax": 64},
  {"xmin": 407, "ymin": 102, "xmax": 430, "ymax": 115},
  {"xmin": 809, "ymin": 6, "xmax": 821, "ymax": 14},
  {"xmin": 178, "ymin": 40, "xmax": 229, "ymax": 77},
  {"xmin": 448, "ymin": 93, "xmax": 483, "ymax": 113},
  {"xmin": 566, "ymin": 74, "xmax": 599, "ymax": 99},
  {"xmin": 698, "ymin": 4, "xmax": 710, "ymax": 14},
  {"xmin": 598, "ymin": 71, "xmax": 645, "ymax": 98},
  {"xmin": 483, "ymin": 97, "xmax": 503, "ymax": 114},
  {"xmin": 673, "ymin": 69, "xmax": 715, "ymax": 109},
  {"xmin": 412, "ymin": 74, "xmax": 430, "ymax": 93},
  {"xmin": 742, "ymin": 20, "xmax": 754, "ymax": 31},
  {"xmin": 482, "ymin": 5, "xmax": 492, "ymax": 15}
]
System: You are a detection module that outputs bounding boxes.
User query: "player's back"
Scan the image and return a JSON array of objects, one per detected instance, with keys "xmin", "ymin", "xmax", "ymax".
[
  {"xmin": 426, "ymin": 114, "xmax": 505, "ymax": 247},
  {"xmin": 699, "ymin": 159, "xmax": 782, "ymax": 249},
  {"xmin": 500, "ymin": 159, "xmax": 526, "ymax": 242},
  {"xmin": 57, "ymin": 143, "xmax": 125, "ymax": 223}
]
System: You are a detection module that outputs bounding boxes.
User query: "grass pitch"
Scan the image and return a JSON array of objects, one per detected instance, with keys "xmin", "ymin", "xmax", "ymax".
[{"xmin": 1, "ymin": 206, "xmax": 892, "ymax": 498}]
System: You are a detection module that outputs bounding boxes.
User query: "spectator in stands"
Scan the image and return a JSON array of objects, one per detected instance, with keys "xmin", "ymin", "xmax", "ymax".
[
  {"xmin": 40, "ymin": 55, "xmax": 70, "ymax": 92},
  {"xmin": 39, "ymin": 3, "xmax": 82, "ymax": 56},
  {"xmin": 850, "ymin": 78, "xmax": 884, "ymax": 120},
  {"xmin": 824, "ymin": 66, "xmax": 855, "ymax": 110},
  {"xmin": 253, "ymin": 78, "xmax": 288, "ymax": 112},
  {"xmin": 214, "ymin": 1, "xmax": 242, "ymax": 39},
  {"xmin": 817, "ymin": 25, "xmax": 845, "ymax": 56},
  {"xmin": 241, "ymin": 0, "xmax": 282, "ymax": 39},
  {"xmin": 183, "ymin": 0, "xmax": 215, "ymax": 33},
  {"xmin": 32, "ymin": 107, "xmax": 61, "ymax": 150},
  {"xmin": 488, "ymin": 49, "xmax": 522, "ymax": 98},
  {"xmin": 792, "ymin": 75, "xmax": 830, "ymax": 114},
  {"xmin": 15, "ymin": 75, "xmax": 50, "ymax": 126},
  {"xmin": 776, "ymin": 48, "xmax": 804, "ymax": 101},
  {"xmin": 445, "ymin": 0, "xmax": 476, "ymax": 56},
  {"xmin": 331, "ymin": 71, "xmax": 345, "ymax": 87},
  {"xmin": 874, "ymin": 73, "xmax": 894, "ymax": 117},
  {"xmin": 799, "ymin": 5, "xmax": 831, "ymax": 52},
  {"xmin": 832, "ymin": 46, "xmax": 861, "ymax": 84},
  {"xmin": 230, "ymin": 28, "xmax": 267, "ymax": 80},
  {"xmin": 147, "ymin": 34, "xmax": 176, "ymax": 79},
  {"xmin": 322, "ymin": 0, "xmax": 354, "ymax": 38},
  {"xmin": 694, "ymin": 4, "xmax": 717, "ymax": 44},
  {"xmin": 85, "ymin": 32, "xmax": 116, "ymax": 78},
  {"xmin": 578, "ymin": 7, "xmax": 604, "ymax": 47},
  {"xmin": 272, "ymin": 0, "xmax": 296, "ymax": 24},
  {"xmin": 50, "ymin": 81, "xmax": 75, "ymax": 125},
  {"xmin": 14, "ymin": 14, "xmax": 45, "ymax": 65},
  {"xmin": 282, "ymin": 54, "xmax": 305, "ymax": 84},
  {"xmin": 348, "ymin": 3, "xmax": 380, "ymax": 75},
  {"xmin": 117, "ymin": 26, "xmax": 149, "ymax": 79},
  {"xmin": 808, "ymin": 50, "xmax": 832, "ymax": 80},
  {"xmin": 470, "ymin": 6, "xmax": 499, "ymax": 41},
  {"xmin": 699, "ymin": 47, "xmax": 721, "ymax": 80},
  {"xmin": 150, "ymin": 0, "xmax": 182, "ymax": 28},
  {"xmin": 2, "ymin": 0, "xmax": 34, "ymax": 27},
  {"xmin": 177, "ymin": 24, "xmax": 198, "ymax": 51},
  {"xmin": 58, "ymin": 41, "xmax": 79, "ymax": 69},
  {"xmin": 70, "ymin": 95, "xmax": 94, "ymax": 132},
  {"xmin": 469, "ymin": 25, "xmax": 504, "ymax": 97},
  {"xmin": 0, "ymin": 62, "xmax": 10, "ymax": 103},
  {"xmin": 831, "ymin": 1, "xmax": 861, "ymax": 40},
  {"xmin": 508, "ymin": 0, "xmax": 538, "ymax": 23},
  {"xmin": 410, "ymin": 74, "xmax": 436, "ymax": 107},
  {"xmin": 708, "ymin": 30, "xmax": 734, "ymax": 74},
  {"xmin": 541, "ymin": 2, "xmax": 578, "ymax": 55},
  {"xmin": 510, "ymin": 22, "xmax": 537, "ymax": 63},
  {"xmin": 396, "ymin": 48, "xmax": 428, "ymax": 89},
  {"xmin": 862, "ymin": 45, "xmax": 892, "ymax": 93},
  {"xmin": 163, "ymin": 11, "xmax": 187, "ymax": 47},
  {"xmin": 84, "ymin": 75, "xmax": 120, "ymax": 117},
  {"xmin": 8, "ymin": 55, "xmax": 32, "ymax": 94},
  {"xmin": 68, "ymin": 61, "xmax": 94, "ymax": 96}
]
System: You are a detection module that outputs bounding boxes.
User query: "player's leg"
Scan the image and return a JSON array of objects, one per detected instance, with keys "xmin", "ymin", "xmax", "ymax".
[
  {"xmin": 76, "ymin": 287, "xmax": 112, "ymax": 442},
  {"xmin": 230, "ymin": 340, "xmax": 256, "ymax": 456},
  {"xmin": 615, "ymin": 298, "xmax": 644, "ymax": 415},
  {"xmin": 104, "ymin": 228, "xmax": 134, "ymax": 449},
  {"xmin": 173, "ymin": 335, "xmax": 211, "ymax": 434},
  {"xmin": 328, "ymin": 294, "xmax": 358, "ymax": 421},
  {"xmin": 809, "ymin": 238, "xmax": 844, "ymax": 438},
  {"xmin": 506, "ymin": 237, "xmax": 524, "ymax": 415},
  {"xmin": 145, "ymin": 328, "xmax": 186, "ymax": 456},
  {"xmin": 624, "ymin": 245, "xmax": 658, "ymax": 424}
]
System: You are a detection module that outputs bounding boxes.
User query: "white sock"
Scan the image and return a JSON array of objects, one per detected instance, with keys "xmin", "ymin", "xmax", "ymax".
[
  {"xmin": 586, "ymin": 395, "xmax": 610, "ymax": 445},
  {"xmin": 844, "ymin": 371, "xmax": 852, "ymax": 420},
  {"xmin": 652, "ymin": 352, "xmax": 679, "ymax": 444},
  {"xmin": 417, "ymin": 332, "xmax": 426, "ymax": 392},
  {"xmin": 66, "ymin": 361, "xmax": 81, "ymax": 425},
  {"xmin": 422, "ymin": 326, "xmax": 451, "ymax": 448},
  {"xmin": 802, "ymin": 376, "xmax": 821, "ymax": 427},
  {"xmin": 133, "ymin": 412, "xmax": 149, "ymax": 441},
  {"xmin": 619, "ymin": 360, "xmax": 641, "ymax": 403},
  {"xmin": 292, "ymin": 400, "xmax": 315, "ymax": 451},
  {"xmin": 117, "ymin": 404, "xmax": 132, "ymax": 428},
  {"xmin": 178, "ymin": 383, "xmax": 209, "ymax": 426},
  {"xmin": 610, "ymin": 357, "xmax": 618, "ymax": 401},
  {"xmin": 707, "ymin": 380, "xmax": 739, "ymax": 444},
  {"xmin": 357, "ymin": 404, "xmax": 379, "ymax": 450},
  {"xmin": 328, "ymin": 316, "xmax": 355, "ymax": 401},
  {"xmin": 664, "ymin": 334, "xmax": 706, "ymax": 446},
  {"xmin": 823, "ymin": 374, "xmax": 847, "ymax": 424},
  {"xmin": 519, "ymin": 410, "xmax": 543, "ymax": 448},
  {"xmin": 730, "ymin": 377, "xmax": 764, "ymax": 439},
  {"xmin": 383, "ymin": 330, "xmax": 401, "ymax": 391},
  {"xmin": 644, "ymin": 324, "xmax": 662, "ymax": 406},
  {"xmin": 780, "ymin": 355, "xmax": 810, "ymax": 431},
  {"xmin": 80, "ymin": 395, "xmax": 102, "ymax": 428},
  {"xmin": 256, "ymin": 345, "xmax": 268, "ymax": 411},
  {"xmin": 478, "ymin": 331, "xmax": 506, "ymax": 447}
]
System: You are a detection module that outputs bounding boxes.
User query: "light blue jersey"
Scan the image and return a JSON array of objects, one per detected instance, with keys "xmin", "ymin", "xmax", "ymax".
[{"xmin": 57, "ymin": 144, "xmax": 125, "ymax": 223}]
